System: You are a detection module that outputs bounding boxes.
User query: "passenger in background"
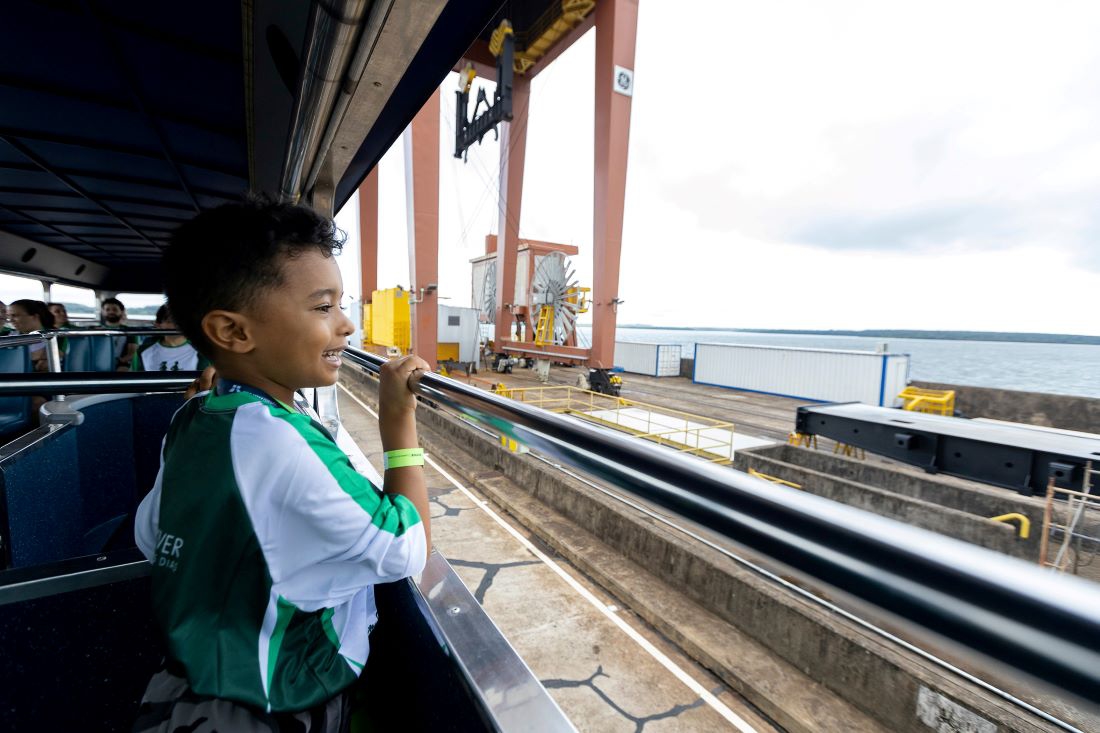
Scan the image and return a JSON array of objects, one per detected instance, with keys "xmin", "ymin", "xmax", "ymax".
[
  {"xmin": 48, "ymin": 302, "xmax": 77, "ymax": 356},
  {"xmin": 9, "ymin": 299, "xmax": 55, "ymax": 420},
  {"xmin": 48, "ymin": 303, "xmax": 76, "ymax": 329},
  {"xmin": 131, "ymin": 305, "xmax": 209, "ymax": 372},
  {"xmin": 0, "ymin": 300, "xmax": 11, "ymax": 334},
  {"xmin": 9, "ymin": 299, "xmax": 55, "ymax": 372},
  {"xmin": 100, "ymin": 296, "xmax": 139, "ymax": 371}
]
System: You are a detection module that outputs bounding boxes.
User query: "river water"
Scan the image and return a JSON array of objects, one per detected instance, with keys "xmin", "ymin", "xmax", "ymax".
[{"xmin": 578, "ymin": 327, "xmax": 1100, "ymax": 399}]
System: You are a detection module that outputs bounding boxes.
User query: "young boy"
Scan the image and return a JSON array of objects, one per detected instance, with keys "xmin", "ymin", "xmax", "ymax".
[
  {"xmin": 131, "ymin": 304, "xmax": 210, "ymax": 372},
  {"xmin": 133, "ymin": 198, "xmax": 431, "ymax": 732}
]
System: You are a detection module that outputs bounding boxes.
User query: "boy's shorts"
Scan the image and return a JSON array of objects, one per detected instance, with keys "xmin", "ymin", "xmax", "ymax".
[{"xmin": 131, "ymin": 664, "xmax": 351, "ymax": 733}]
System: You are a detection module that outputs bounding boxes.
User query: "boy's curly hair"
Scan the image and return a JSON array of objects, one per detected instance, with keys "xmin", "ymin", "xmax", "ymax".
[{"xmin": 163, "ymin": 196, "xmax": 344, "ymax": 355}]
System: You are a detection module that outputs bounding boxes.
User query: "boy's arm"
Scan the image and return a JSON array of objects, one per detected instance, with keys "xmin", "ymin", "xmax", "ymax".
[{"xmin": 377, "ymin": 354, "xmax": 432, "ymax": 563}]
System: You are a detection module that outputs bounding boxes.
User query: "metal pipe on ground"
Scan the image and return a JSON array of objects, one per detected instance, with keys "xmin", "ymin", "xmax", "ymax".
[{"xmin": 341, "ymin": 346, "xmax": 1100, "ymax": 706}]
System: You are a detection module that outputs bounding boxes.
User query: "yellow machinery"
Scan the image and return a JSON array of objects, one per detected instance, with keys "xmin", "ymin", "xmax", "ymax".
[
  {"xmin": 504, "ymin": 0, "xmax": 596, "ymax": 74},
  {"xmin": 361, "ymin": 287, "xmax": 473, "ymax": 369},
  {"xmin": 365, "ymin": 287, "xmax": 411, "ymax": 351},
  {"xmin": 898, "ymin": 386, "xmax": 956, "ymax": 416}
]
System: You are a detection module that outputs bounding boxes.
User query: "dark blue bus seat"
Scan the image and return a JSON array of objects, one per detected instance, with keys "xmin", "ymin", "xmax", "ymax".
[
  {"xmin": 64, "ymin": 335, "xmax": 120, "ymax": 372},
  {"xmin": 0, "ymin": 344, "xmax": 33, "ymax": 439},
  {"xmin": 0, "ymin": 392, "xmax": 183, "ymax": 569},
  {"xmin": 0, "ymin": 552, "xmax": 162, "ymax": 733},
  {"xmin": 0, "ymin": 552, "xmax": 526, "ymax": 732}
]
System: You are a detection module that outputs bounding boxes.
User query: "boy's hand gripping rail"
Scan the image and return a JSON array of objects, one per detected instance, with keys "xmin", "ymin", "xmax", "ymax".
[{"xmin": 341, "ymin": 347, "xmax": 1100, "ymax": 705}]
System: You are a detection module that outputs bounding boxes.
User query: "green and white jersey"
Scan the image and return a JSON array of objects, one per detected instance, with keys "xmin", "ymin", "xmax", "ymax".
[
  {"xmin": 131, "ymin": 338, "xmax": 209, "ymax": 372},
  {"xmin": 135, "ymin": 388, "xmax": 426, "ymax": 712}
]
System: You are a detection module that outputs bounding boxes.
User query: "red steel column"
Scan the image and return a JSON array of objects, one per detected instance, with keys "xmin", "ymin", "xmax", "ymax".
[
  {"xmin": 493, "ymin": 74, "xmax": 530, "ymax": 345},
  {"xmin": 590, "ymin": 0, "xmax": 638, "ymax": 369},
  {"xmin": 357, "ymin": 166, "xmax": 379, "ymax": 302},
  {"xmin": 406, "ymin": 89, "xmax": 440, "ymax": 369}
]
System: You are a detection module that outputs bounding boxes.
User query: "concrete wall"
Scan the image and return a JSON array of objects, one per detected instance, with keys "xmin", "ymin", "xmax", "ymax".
[
  {"xmin": 733, "ymin": 445, "xmax": 1038, "ymax": 560},
  {"xmin": 913, "ymin": 380, "xmax": 1100, "ymax": 433},
  {"xmin": 339, "ymin": 366, "xmax": 1063, "ymax": 733}
]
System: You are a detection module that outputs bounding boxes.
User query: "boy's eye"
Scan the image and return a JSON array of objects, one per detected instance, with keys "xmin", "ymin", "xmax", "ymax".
[{"xmin": 315, "ymin": 304, "xmax": 335, "ymax": 313}]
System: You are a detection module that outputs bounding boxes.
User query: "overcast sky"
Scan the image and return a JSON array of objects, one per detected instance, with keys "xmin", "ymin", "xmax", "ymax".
[
  {"xmin": 6, "ymin": 1, "xmax": 1100, "ymax": 334},
  {"xmin": 340, "ymin": 0, "xmax": 1100, "ymax": 336}
]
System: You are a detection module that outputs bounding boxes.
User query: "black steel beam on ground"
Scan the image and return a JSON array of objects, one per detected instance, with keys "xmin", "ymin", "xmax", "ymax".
[
  {"xmin": 795, "ymin": 402, "xmax": 1100, "ymax": 496},
  {"xmin": 340, "ymin": 347, "xmax": 1100, "ymax": 705}
]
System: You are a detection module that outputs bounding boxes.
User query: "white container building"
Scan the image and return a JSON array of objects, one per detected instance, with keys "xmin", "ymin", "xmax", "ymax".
[
  {"xmin": 693, "ymin": 343, "xmax": 910, "ymax": 406},
  {"xmin": 437, "ymin": 305, "xmax": 481, "ymax": 363},
  {"xmin": 614, "ymin": 341, "xmax": 682, "ymax": 377}
]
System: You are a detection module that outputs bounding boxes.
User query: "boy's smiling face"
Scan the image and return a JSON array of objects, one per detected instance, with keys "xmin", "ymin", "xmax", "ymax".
[{"xmin": 229, "ymin": 249, "xmax": 355, "ymax": 405}]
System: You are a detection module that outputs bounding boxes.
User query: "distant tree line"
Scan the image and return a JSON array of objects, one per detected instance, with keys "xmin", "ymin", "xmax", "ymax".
[
  {"xmin": 54, "ymin": 301, "xmax": 161, "ymax": 317},
  {"xmin": 617, "ymin": 324, "xmax": 1100, "ymax": 346}
]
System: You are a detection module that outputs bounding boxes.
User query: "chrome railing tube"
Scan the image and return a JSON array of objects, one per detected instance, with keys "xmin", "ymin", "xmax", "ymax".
[
  {"xmin": 0, "ymin": 329, "xmax": 182, "ymax": 346},
  {"xmin": 0, "ymin": 372, "xmax": 199, "ymax": 395},
  {"xmin": 340, "ymin": 346, "xmax": 1100, "ymax": 704}
]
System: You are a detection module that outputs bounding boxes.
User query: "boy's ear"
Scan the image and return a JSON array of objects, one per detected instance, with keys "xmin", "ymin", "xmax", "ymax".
[{"xmin": 202, "ymin": 310, "xmax": 255, "ymax": 354}]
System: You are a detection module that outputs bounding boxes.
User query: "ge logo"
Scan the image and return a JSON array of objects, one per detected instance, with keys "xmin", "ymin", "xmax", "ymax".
[{"xmin": 613, "ymin": 66, "xmax": 633, "ymax": 97}]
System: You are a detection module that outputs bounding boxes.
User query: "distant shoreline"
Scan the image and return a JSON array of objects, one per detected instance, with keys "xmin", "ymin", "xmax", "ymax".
[{"xmin": 601, "ymin": 324, "xmax": 1100, "ymax": 346}]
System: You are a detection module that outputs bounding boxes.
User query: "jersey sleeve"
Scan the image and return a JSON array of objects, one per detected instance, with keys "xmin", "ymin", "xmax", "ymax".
[{"xmin": 230, "ymin": 405, "xmax": 427, "ymax": 612}]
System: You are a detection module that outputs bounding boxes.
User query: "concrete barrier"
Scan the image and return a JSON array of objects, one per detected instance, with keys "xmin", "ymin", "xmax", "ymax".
[
  {"xmin": 733, "ymin": 445, "xmax": 1039, "ymax": 560},
  {"xmin": 912, "ymin": 380, "xmax": 1100, "ymax": 433},
  {"xmin": 338, "ymin": 366, "xmax": 1074, "ymax": 732}
]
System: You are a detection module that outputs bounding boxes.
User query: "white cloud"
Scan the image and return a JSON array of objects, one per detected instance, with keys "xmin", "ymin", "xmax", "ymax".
[{"xmin": 333, "ymin": 0, "xmax": 1100, "ymax": 335}]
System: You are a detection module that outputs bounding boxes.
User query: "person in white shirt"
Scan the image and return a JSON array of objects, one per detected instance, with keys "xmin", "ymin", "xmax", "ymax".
[{"xmin": 131, "ymin": 305, "xmax": 209, "ymax": 372}]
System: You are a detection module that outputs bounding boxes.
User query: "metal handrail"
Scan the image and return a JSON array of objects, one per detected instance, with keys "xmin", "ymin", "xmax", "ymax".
[
  {"xmin": 0, "ymin": 328, "xmax": 182, "ymax": 346},
  {"xmin": 340, "ymin": 346, "xmax": 1100, "ymax": 704},
  {"xmin": 0, "ymin": 372, "xmax": 199, "ymax": 396}
]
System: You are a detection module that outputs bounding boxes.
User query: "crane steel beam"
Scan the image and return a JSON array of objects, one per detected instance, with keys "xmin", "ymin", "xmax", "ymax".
[{"xmin": 796, "ymin": 402, "xmax": 1100, "ymax": 495}]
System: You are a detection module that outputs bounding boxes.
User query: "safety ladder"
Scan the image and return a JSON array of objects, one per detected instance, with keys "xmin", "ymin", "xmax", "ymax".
[
  {"xmin": 534, "ymin": 305, "xmax": 554, "ymax": 346},
  {"xmin": 1039, "ymin": 461, "xmax": 1100, "ymax": 573}
]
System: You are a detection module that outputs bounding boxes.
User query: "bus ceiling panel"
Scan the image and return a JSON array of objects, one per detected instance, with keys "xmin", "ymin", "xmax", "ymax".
[
  {"xmin": 115, "ymin": 32, "xmax": 246, "ymax": 137},
  {"xmin": 65, "ymin": 178, "xmax": 195, "ymax": 211},
  {"xmin": 0, "ymin": 129, "xmax": 245, "ymax": 183},
  {"xmin": 0, "ymin": 87, "xmax": 161, "ymax": 154},
  {"xmin": 0, "ymin": 191, "xmax": 100, "ymax": 212},
  {"xmin": 0, "ymin": 3, "xmax": 127, "ymax": 100},
  {"xmin": 6, "ymin": 210, "xmax": 114, "ymax": 225},
  {"xmin": 0, "ymin": 170, "xmax": 71, "ymax": 198},
  {"xmin": 155, "ymin": 121, "xmax": 247, "ymax": 182},
  {"xmin": 0, "ymin": 73, "xmax": 242, "ymax": 142},
  {"xmin": 331, "ymin": 0, "xmax": 506, "ymax": 210},
  {"xmin": 0, "ymin": 233, "xmax": 110, "ymax": 287}
]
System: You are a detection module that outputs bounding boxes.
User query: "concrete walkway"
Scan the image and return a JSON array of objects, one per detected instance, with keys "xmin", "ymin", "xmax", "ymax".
[{"xmin": 336, "ymin": 384, "xmax": 777, "ymax": 733}]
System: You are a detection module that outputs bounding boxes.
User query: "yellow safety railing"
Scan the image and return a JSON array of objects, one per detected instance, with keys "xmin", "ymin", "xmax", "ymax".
[
  {"xmin": 990, "ymin": 513, "xmax": 1031, "ymax": 539},
  {"xmin": 898, "ymin": 386, "xmax": 956, "ymax": 416},
  {"xmin": 496, "ymin": 385, "xmax": 738, "ymax": 463},
  {"xmin": 748, "ymin": 468, "xmax": 802, "ymax": 489}
]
